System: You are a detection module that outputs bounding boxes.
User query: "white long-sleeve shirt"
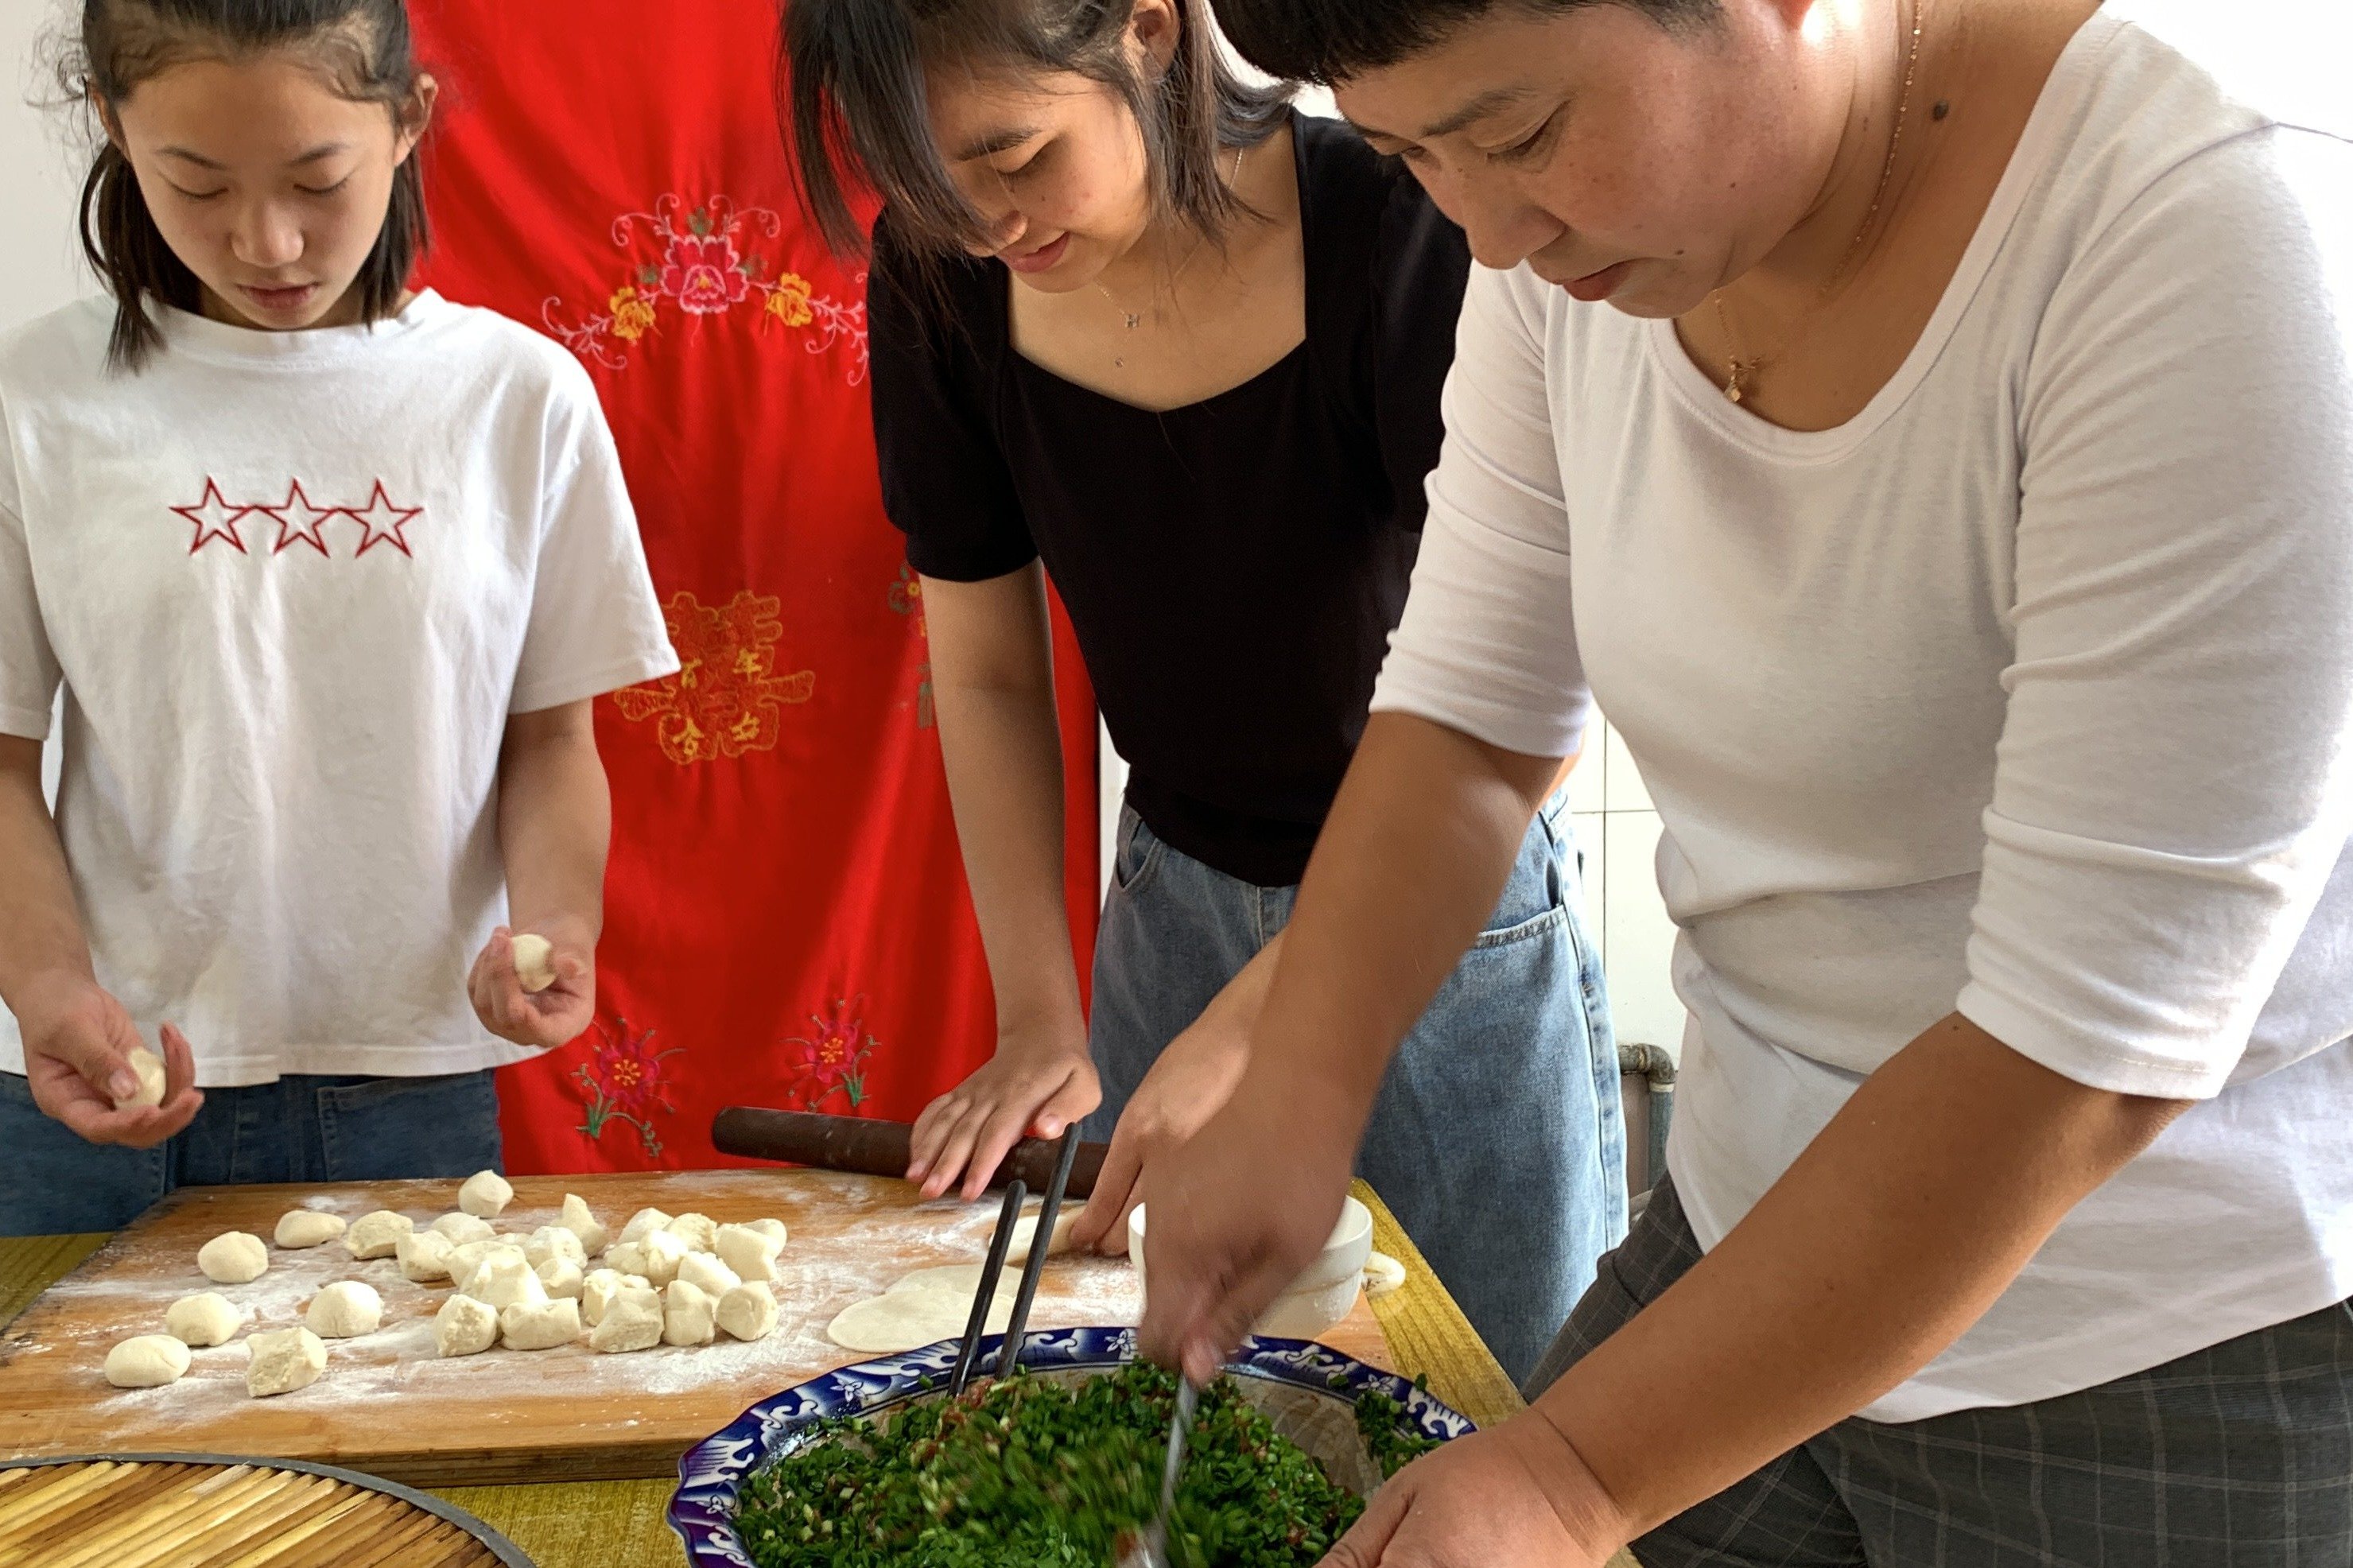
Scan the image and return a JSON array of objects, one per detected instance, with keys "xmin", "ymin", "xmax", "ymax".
[{"xmin": 1373, "ymin": 11, "xmax": 2353, "ymax": 1420}]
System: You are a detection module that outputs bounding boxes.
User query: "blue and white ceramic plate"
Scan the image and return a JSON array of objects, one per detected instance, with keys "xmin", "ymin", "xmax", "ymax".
[{"xmin": 670, "ymin": 1327, "xmax": 1477, "ymax": 1567}]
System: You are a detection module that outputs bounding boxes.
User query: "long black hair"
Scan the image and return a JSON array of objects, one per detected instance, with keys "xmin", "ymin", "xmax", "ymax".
[
  {"xmin": 64, "ymin": 0, "xmax": 432, "ymax": 370},
  {"xmin": 781, "ymin": 0, "xmax": 1291, "ymax": 264},
  {"xmin": 1208, "ymin": 0, "xmax": 1718, "ymax": 86}
]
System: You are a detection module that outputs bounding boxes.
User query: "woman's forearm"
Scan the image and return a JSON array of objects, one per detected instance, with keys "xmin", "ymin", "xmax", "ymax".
[
  {"xmin": 0, "ymin": 735, "xmax": 95, "ymax": 1007},
  {"xmin": 496, "ymin": 702, "xmax": 611, "ymax": 941}
]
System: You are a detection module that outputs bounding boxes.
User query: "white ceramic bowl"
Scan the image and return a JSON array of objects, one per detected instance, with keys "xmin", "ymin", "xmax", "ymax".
[{"xmin": 1129, "ymin": 1197, "xmax": 1374, "ymax": 1341}]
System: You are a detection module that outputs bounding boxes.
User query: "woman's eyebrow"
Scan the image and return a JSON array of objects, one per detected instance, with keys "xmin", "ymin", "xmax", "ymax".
[{"xmin": 952, "ymin": 125, "xmax": 1042, "ymax": 161}]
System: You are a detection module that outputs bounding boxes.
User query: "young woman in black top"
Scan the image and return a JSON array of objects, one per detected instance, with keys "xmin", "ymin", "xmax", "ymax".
[{"xmin": 783, "ymin": 0, "xmax": 1622, "ymax": 1381}]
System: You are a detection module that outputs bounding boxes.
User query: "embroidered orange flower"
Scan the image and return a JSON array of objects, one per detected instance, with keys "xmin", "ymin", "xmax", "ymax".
[
  {"xmin": 662, "ymin": 234, "xmax": 751, "ymax": 314},
  {"xmin": 780, "ymin": 996, "xmax": 877, "ymax": 1112},
  {"xmin": 765, "ymin": 273, "xmax": 816, "ymax": 330},
  {"xmin": 608, "ymin": 285, "xmax": 658, "ymax": 343},
  {"xmin": 612, "ymin": 589, "xmax": 815, "ymax": 765}
]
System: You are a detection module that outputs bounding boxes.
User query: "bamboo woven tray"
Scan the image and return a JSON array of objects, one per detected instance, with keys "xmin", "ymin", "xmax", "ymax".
[{"xmin": 0, "ymin": 1453, "xmax": 530, "ymax": 1567}]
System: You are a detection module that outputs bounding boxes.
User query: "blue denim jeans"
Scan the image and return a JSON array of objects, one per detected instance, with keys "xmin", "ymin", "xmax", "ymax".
[
  {"xmin": 1086, "ymin": 796, "xmax": 1627, "ymax": 1385},
  {"xmin": 0, "ymin": 1067, "xmax": 503, "ymax": 1235}
]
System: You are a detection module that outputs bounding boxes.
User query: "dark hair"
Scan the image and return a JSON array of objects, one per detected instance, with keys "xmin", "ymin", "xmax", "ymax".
[
  {"xmin": 1210, "ymin": 0, "xmax": 1718, "ymax": 86},
  {"xmin": 781, "ymin": 0, "xmax": 1291, "ymax": 262},
  {"xmin": 63, "ymin": 0, "xmax": 431, "ymax": 369}
]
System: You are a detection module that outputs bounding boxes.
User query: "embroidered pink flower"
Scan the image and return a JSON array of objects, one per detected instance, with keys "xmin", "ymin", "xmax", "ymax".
[
  {"xmin": 780, "ymin": 996, "xmax": 875, "ymax": 1111},
  {"xmin": 660, "ymin": 234, "xmax": 750, "ymax": 314}
]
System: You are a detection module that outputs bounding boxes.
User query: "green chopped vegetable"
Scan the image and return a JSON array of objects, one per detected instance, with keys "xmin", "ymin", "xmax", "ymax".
[{"xmin": 732, "ymin": 1362, "xmax": 1435, "ymax": 1567}]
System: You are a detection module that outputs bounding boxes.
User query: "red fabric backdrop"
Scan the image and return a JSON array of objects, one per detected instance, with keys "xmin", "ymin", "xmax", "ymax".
[{"xmin": 407, "ymin": 0, "xmax": 1098, "ymax": 1172}]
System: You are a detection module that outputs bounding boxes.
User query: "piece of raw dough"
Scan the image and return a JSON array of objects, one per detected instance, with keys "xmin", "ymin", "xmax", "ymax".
[
  {"xmin": 511, "ymin": 933, "xmax": 556, "ymax": 994},
  {"xmin": 396, "ymin": 1230, "xmax": 457, "ymax": 1283},
  {"xmin": 106, "ymin": 1333, "xmax": 192, "ymax": 1388},
  {"xmin": 662, "ymin": 1212, "xmax": 719, "ymax": 1253},
  {"xmin": 463, "ymin": 1248, "xmax": 547, "ymax": 1312},
  {"xmin": 716, "ymin": 1281, "xmax": 779, "ymax": 1343},
  {"xmin": 825, "ymin": 1265, "xmax": 1023, "ymax": 1354},
  {"xmin": 197, "ymin": 1231, "xmax": 269, "ymax": 1285},
  {"xmin": 305, "ymin": 1280, "xmax": 382, "ymax": 1339},
  {"xmin": 524, "ymin": 1225, "xmax": 586, "ymax": 1272},
  {"xmin": 744, "ymin": 1217, "xmax": 787, "ymax": 1248},
  {"xmin": 617, "ymin": 1207, "xmax": 673, "ymax": 1247},
  {"xmin": 662, "ymin": 1279, "xmax": 717, "ymax": 1346},
  {"xmin": 431, "ymin": 1212, "xmax": 498, "ymax": 1244},
  {"xmin": 245, "ymin": 1327, "xmax": 326, "ymax": 1397},
  {"xmin": 344, "ymin": 1211, "xmax": 414, "ymax": 1260},
  {"xmin": 713, "ymin": 1222, "xmax": 783, "ymax": 1284},
  {"xmin": 675, "ymin": 1251, "xmax": 740, "ymax": 1300},
  {"xmin": 112, "ymin": 1046, "xmax": 167, "ymax": 1111},
  {"xmin": 445, "ymin": 1236, "xmax": 514, "ymax": 1286},
  {"xmin": 1362, "ymin": 1252, "xmax": 1408, "ymax": 1299},
  {"xmin": 165, "ymin": 1291, "xmax": 242, "ymax": 1348},
  {"xmin": 557, "ymin": 1193, "xmax": 608, "ymax": 1257},
  {"xmin": 588, "ymin": 1282, "xmax": 663, "ymax": 1353},
  {"xmin": 434, "ymin": 1293, "xmax": 499, "ymax": 1357},
  {"xmin": 536, "ymin": 1256, "xmax": 584, "ymax": 1300},
  {"xmin": 500, "ymin": 1296, "xmax": 581, "ymax": 1351},
  {"xmin": 273, "ymin": 1209, "xmax": 347, "ymax": 1249},
  {"xmin": 581, "ymin": 1268, "xmax": 646, "ymax": 1327},
  {"xmin": 608, "ymin": 1228, "xmax": 687, "ymax": 1287},
  {"xmin": 1008, "ymin": 1209, "xmax": 1078, "ymax": 1264},
  {"xmin": 458, "ymin": 1169, "xmax": 514, "ymax": 1218}
]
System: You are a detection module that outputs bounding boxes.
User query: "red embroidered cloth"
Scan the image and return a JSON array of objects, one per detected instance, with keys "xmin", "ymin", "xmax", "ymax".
[{"xmin": 408, "ymin": 0, "xmax": 1098, "ymax": 1171}]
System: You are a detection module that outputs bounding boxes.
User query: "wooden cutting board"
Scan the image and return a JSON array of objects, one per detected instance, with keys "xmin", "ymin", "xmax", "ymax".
[{"xmin": 0, "ymin": 1171, "xmax": 1392, "ymax": 1487}]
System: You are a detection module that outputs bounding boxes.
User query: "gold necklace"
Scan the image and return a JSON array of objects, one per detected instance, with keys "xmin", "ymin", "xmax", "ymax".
[
  {"xmin": 1714, "ymin": 0, "xmax": 1928, "ymax": 406},
  {"xmin": 1097, "ymin": 142, "xmax": 1248, "ymax": 357}
]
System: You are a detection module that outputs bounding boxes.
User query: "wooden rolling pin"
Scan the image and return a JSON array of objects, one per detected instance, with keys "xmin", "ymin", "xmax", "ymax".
[{"xmin": 712, "ymin": 1108, "xmax": 1110, "ymax": 1197}]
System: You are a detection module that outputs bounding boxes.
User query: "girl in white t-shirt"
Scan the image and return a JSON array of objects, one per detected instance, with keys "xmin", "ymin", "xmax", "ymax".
[{"xmin": 0, "ymin": 0, "xmax": 678, "ymax": 1234}]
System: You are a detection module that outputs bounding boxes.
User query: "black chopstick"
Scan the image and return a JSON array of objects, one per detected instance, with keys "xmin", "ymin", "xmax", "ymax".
[
  {"xmin": 947, "ymin": 1178, "xmax": 1027, "ymax": 1398},
  {"xmin": 993, "ymin": 1127, "xmax": 1082, "ymax": 1378}
]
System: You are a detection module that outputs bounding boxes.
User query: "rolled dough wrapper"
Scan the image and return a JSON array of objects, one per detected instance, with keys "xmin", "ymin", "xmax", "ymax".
[
  {"xmin": 617, "ymin": 1207, "xmax": 673, "ymax": 1247},
  {"xmin": 716, "ymin": 1281, "xmax": 779, "ymax": 1343},
  {"xmin": 431, "ymin": 1212, "xmax": 498, "ymax": 1245},
  {"xmin": 581, "ymin": 1269, "xmax": 647, "ymax": 1327},
  {"xmin": 713, "ymin": 1222, "xmax": 783, "ymax": 1284},
  {"xmin": 588, "ymin": 1283, "xmax": 664, "ymax": 1353},
  {"xmin": 458, "ymin": 1169, "xmax": 514, "ymax": 1219},
  {"xmin": 1007, "ymin": 1209, "xmax": 1078, "ymax": 1265},
  {"xmin": 165, "ymin": 1291, "xmax": 242, "ymax": 1348},
  {"xmin": 396, "ymin": 1230, "xmax": 457, "ymax": 1283},
  {"xmin": 245, "ymin": 1327, "xmax": 327, "ymax": 1397},
  {"xmin": 557, "ymin": 1193, "xmax": 608, "ymax": 1257},
  {"xmin": 826, "ymin": 1265, "xmax": 1023, "ymax": 1355},
  {"xmin": 197, "ymin": 1231, "xmax": 269, "ymax": 1285},
  {"xmin": 343, "ymin": 1211, "xmax": 414, "ymax": 1261},
  {"xmin": 535, "ymin": 1256, "xmax": 585, "ymax": 1301},
  {"xmin": 305, "ymin": 1280, "xmax": 382, "ymax": 1339},
  {"xmin": 500, "ymin": 1295, "xmax": 582, "ymax": 1351},
  {"xmin": 434, "ymin": 1293, "xmax": 499, "ymax": 1358},
  {"xmin": 111, "ymin": 1046, "xmax": 167, "ymax": 1112},
  {"xmin": 274, "ymin": 1210, "xmax": 347, "ymax": 1249},
  {"xmin": 662, "ymin": 1212, "xmax": 719, "ymax": 1253},
  {"xmin": 105, "ymin": 1333, "xmax": 192, "ymax": 1388},
  {"xmin": 675, "ymin": 1250, "xmax": 740, "ymax": 1300},
  {"xmin": 662, "ymin": 1279, "xmax": 717, "ymax": 1346}
]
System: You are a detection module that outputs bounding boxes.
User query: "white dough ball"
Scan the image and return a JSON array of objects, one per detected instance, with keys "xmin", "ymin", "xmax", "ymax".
[
  {"xmin": 535, "ymin": 1256, "xmax": 585, "ymax": 1301},
  {"xmin": 343, "ymin": 1211, "xmax": 414, "ymax": 1260},
  {"xmin": 675, "ymin": 1250, "xmax": 740, "ymax": 1300},
  {"xmin": 500, "ymin": 1295, "xmax": 581, "ymax": 1351},
  {"xmin": 661, "ymin": 1279, "xmax": 717, "ymax": 1346},
  {"xmin": 457, "ymin": 1169, "xmax": 514, "ymax": 1219},
  {"xmin": 245, "ymin": 1327, "xmax": 327, "ymax": 1397},
  {"xmin": 112, "ymin": 1046, "xmax": 167, "ymax": 1112},
  {"xmin": 197, "ymin": 1231, "xmax": 269, "ymax": 1285},
  {"xmin": 434, "ymin": 1293, "xmax": 500, "ymax": 1358},
  {"xmin": 465, "ymin": 1248, "xmax": 548, "ymax": 1312},
  {"xmin": 609, "ymin": 1229, "xmax": 687, "ymax": 1287},
  {"xmin": 580, "ymin": 1268, "xmax": 646, "ymax": 1327},
  {"xmin": 617, "ymin": 1207, "xmax": 673, "ymax": 1247},
  {"xmin": 745, "ymin": 1217, "xmax": 788, "ymax": 1248},
  {"xmin": 557, "ymin": 1193, "xmax": 608, "ymax": 1257},
  {"xmin": 105, "ymin": 1333, "xmax": 192, "ymax": 1388},
  {"xmin": 430, "ymin": 1212, "xmax": 498, "ymax": 1244},
  {"xmin": 715, "ymin": 1282, "xmax": 779, "ymax": 1343},
  {"xmin": 273, "ymin": 1209, "xmax": 347, "ymax": 1249},
  {"xmin": 713, "ymin": 1222, "xmax": 783, "ymax": 1284},
  {"xmin": 511, "ymin": 933, "xmax": 557, "ymax": 994},
  {"xmin": 588, "ymin": 1283, "xmax": 663, "ymax": 1353},
  {"xmin": 165, "ymin": 1291, "xmax": 243, "ymax": 1348},
  {"xmin": 524, "ymin": 1225, "xmax": 587, "ymax": 1272},
  {"xmin": 662, "ymin": 1212, "xmax": 719, "ymax": 1253},
  {"xmin": 395, "ymin": 1230, "xmax": 457, "ymax": 1283},
  {"xmin": 305, "ymin": 1280, "xmax": 383, "ymax": 1339}
]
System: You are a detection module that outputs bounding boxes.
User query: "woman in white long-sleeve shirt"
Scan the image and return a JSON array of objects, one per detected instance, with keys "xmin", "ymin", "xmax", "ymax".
[{"xmin": 1135, "ymin": 0, "xmax": 2353, "ymax": 1563}]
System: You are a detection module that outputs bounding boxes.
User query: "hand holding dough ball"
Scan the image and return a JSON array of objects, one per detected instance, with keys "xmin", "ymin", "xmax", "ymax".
[
  {"xmin": 510, "ymin": 933, "xmax": 557, "ymax": 994},
  {"xmin": 662, "ymin": 1279, "xmax": 717, "ymax": 1346},
  {"xmin": 617, "ymin": 1207, "xmax": 672, "ymax": 1247},
  {"xmin": 344, "ymin": 1211, "xmax": 414, "ymax": 1260},
  {"xmin": 714, "ymin": 1222, "xmax": 783, "ymax": 1284},
  {"xmin": 581, "ymin": 1269, "xmax": 646, "ymax": 1327},
  {"xmin": 557, "ymin": 1193, "xmax": 608, "ymax": 1256},
  {"xmin": 274, "ymin": 1210, "xmax": 347, "ymax": 1249},
  {"xmin": 105, "ymin": 1333, "xmax": 192, "ymax": 1388},
  {"xmin": 245, "ymin": 1327, "xmax": 327, "ymax": 1397},
  {"xmin": 675, "ymin": 1250, "xmax": 740, "ymax": 1300},
  {"xmin": 305, "ymin": 1281, "xmax": 382, "ymax": 1339},
  {"xmin": 524, "ymin": 1225, "xmax": 586, "ymax": 1272},
  {"xmin": 588, "ymin": 1283, "xmax": 663, "ymax": 1353},
  {"xmin": 165, "ymin": 1291, "xmax": 242, "ymax": 1347},
  {"xmin": 396, "ymin": 1230, "xmax": 457, "ymax": 1283},
  {"xmin": 457, "ymin": 1169, "xmax": 513, "ymax": 1219},
  {"xmin": 716, "ymin": 1281, "xmax": 779, "ymax": 1343},
  {"xmin": 111, "ymin": 1046, "xmax": 168, "ymax": 1112},
  {"xmin": 663, "ymin": 1212, "xmax": 719, "ymax": 1252},
  {"xmin": 535, "ymin": 1256, "xmax": 584, "ymax": 1300},
  {"xmin": 434, "ymin": 1294, "xmax": 499, "ymax": 1358},
  {"xmin": 197, "ymin": 1231, "xmax": 269, "ymax": 1285},
  {"xmin": 430, "ymin": 1212, "xmax": 497, "ymax": 1245},
  {"xmin": 499, "ymin": 1296, "xmax": 581, "ymax": 1351}
]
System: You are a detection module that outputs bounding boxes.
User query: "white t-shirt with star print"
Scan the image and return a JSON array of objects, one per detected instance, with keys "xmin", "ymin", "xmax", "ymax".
[{"xmin": 0, "ymin": 292, "xmax": 678, "ymax": 1085}]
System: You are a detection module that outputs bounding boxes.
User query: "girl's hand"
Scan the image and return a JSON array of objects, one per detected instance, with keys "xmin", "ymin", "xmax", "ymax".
[
  {"xmin": 907, "ymin": 1022, "xmax": 1100, "ymax": 1201},
  {"xmin": 1070, "ymin": 1004, "xmax": 1253, "ymax": 1256},
  {"xmin": 1322, "ymin": 1413, "xmax": 1629, "ymax": 1568},
  {"xmin": 18, "ymin": 974, "xmax": 202, "ymax": 1147},
  {"xmin": 468, "ymin": 919, "xmax": 593, "ymax": 1050}
]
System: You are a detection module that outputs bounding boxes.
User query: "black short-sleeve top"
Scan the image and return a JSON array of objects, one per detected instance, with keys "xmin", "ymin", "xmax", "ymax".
[{"xmin": 868, "ymin": 112, "xmax": 1472, "ymax": 887}]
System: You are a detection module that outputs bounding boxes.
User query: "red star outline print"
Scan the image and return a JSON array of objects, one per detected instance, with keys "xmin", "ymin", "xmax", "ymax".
[{"xmin": 167, "ymin": 477, "xmax": 423, "ymax": 559}]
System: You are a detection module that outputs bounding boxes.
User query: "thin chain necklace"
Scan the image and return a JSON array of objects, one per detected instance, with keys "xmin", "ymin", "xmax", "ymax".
[
  {"xmin": 1097, "ymin": 142, "xmax": 1248, "ymax": 363},
  {"xmin": 1714, "ymin": 0, "xmax": 1928, "ymax": 406}
]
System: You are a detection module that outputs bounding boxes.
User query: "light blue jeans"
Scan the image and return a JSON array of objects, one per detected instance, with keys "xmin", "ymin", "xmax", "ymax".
[
  {"xmin": 0, "ymin": 1067, "xmax": 503, "ymax": 1236},
  {"xmin": 1085, "ymin": 794, "xmax": 1626, "ymax": 1384}
]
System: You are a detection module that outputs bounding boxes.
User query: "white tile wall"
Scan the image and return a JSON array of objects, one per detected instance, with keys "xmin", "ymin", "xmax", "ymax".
[{"xmin": 1567, "ymin": 716, "xmax": 1685, "ymax": 1063}]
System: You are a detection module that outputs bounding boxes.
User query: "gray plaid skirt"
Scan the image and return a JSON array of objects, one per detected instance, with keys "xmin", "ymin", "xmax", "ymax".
[{"xmin": 1528, "ymin": 1178, "xmax": 2353, "ymax": 1566}]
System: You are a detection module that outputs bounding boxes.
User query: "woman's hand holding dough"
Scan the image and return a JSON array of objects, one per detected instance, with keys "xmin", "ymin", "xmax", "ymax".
[
  {"xmin": 906, "ymin": 1018, "xmax": 1099, "ymax": 1202},
  {"xmin": 15, "ymin": 971, "xmax": 201, "ymax": 1148},
  {"xmin": 467, "ymin": 919, "xmax": 593, "ymax": 1050}
]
